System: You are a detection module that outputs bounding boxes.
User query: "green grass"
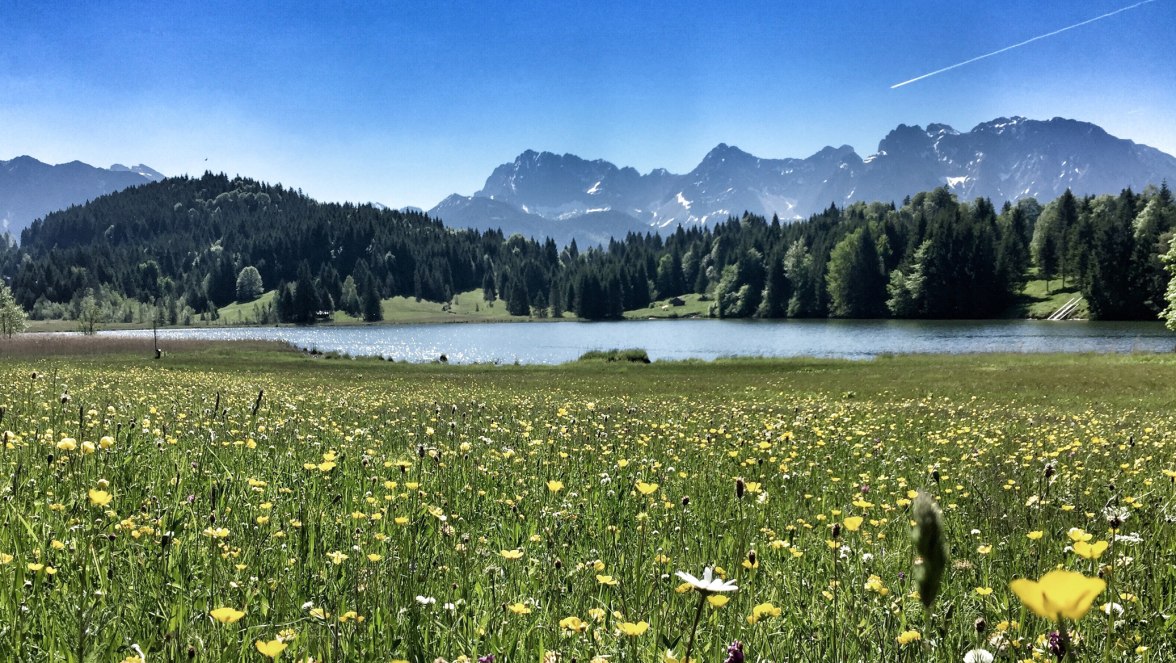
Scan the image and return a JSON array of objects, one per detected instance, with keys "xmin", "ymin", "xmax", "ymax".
[
  {"xmin": 218, "ymin": 288, "xmax": 564, "ymax": 326},
  {"xmin": 0, "ymin": 346, "xmax": 1173, "ymax": 661},
  {"xmin": 373, "ymin": 289, "xmax": 533, "ymax": 323},
  {"xmin": 1016, "ymin": 276, "xmax": 1088, "ymax": 320},
  {"xmin": 215, "ymin": 290, "xmax": 278, "ymax": 324},
  {"xmin": 623, "ymin": 293, "xmax": 712, "ymax": 319}
]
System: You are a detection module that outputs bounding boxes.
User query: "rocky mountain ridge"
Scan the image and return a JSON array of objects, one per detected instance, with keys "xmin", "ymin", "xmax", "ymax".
[
  {"xmin": 1, "ymin": 156, "xmax": 163, "ymax": 237},
  {"xmin": 431, "ymin": 116, "xmax": 1176, "ymax": 245}
]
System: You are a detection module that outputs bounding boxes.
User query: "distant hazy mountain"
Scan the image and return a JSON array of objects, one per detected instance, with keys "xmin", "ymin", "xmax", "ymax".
[
  {"xmin": 0, "ymin": 156, "xmax": 164, "ymax": 237},
  {"xmin": 431, "ymin": 116, "xmax": 1176, "ymax": 245}
]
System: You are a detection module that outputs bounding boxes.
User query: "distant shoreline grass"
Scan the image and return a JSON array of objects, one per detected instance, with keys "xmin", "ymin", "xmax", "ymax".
[
  {"xmin": 23, "ymin": 274, "xmax": 1118, "ymax": 334},
  {"xmin": 2, "ymin": 339, "xmax": 1173, "ymax": 409}
]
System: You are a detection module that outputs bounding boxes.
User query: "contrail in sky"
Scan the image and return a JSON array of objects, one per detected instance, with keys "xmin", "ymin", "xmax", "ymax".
[{"xmin": 891, "ymin": 0, "xmax": 1157, "ymax": 89}]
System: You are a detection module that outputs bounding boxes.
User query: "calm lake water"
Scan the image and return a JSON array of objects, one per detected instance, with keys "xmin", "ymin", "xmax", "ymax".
[{"xmin": 97, "ymin": 319, "xmax": 1176, "ymax": 364}]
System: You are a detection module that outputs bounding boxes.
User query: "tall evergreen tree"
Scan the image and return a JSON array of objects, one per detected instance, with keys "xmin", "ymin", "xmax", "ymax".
[
  {"xmin": 995, "ymin": 205, "xmax": 1030, "ymax": 300},
  {"xmin": 756, "ymin": 251, "xmax": 789, "ymax": 318},
  {"xmin": 292, "ymin": 261, "xmax": 319, "ymax": 324},
  {"xmin": 361, "ymin": 274, "xmax": 383, "ymax": 322},
  {"xmin": 1084, "ymin": 193, "xmax": 1138, "ymax": 319}
]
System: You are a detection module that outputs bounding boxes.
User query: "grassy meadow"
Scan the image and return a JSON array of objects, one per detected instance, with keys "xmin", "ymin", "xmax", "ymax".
[{"xmin": 0, "ymin": 342, "xmax": 1173, "ymax": 662}]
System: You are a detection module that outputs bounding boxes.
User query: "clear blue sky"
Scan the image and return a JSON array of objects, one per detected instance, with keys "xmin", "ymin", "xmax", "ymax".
[{"xmin": 2, "ymin": 0, "xmax": 1173, "ymax": 209}]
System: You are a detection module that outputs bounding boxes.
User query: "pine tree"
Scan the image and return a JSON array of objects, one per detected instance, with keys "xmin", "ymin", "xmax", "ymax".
[
  {"xmin": 292, "ymin": 261, "xmax": 319, "ymax": 324},
  {"xmin": 756, "ymin": 251, "xmax": 789, "ymax": 318},
  {"xmin": 995, "ymin": 205, "xmax": 1030, "ymax": 298},
  {"xmin": 1056, "ymin": 189, "xmax": 1078, "ymax": 288},
  {"xmin": 361, "ymin": 274, "xmax": 383, "ymax": 322}
]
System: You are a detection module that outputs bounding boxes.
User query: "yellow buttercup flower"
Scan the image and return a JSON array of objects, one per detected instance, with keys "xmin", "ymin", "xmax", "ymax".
[
  {"xmin": 1027, "ymin": 531, "xmax": 1044, "ymax": 541},
  {"xmin": 843, "ymin": 516, "xmax": 863, "ymax": 532},
  {"xmin": 1009, "ymin": 570, "xmax": 1105, "ymax": 621},
  {"xmin": 596, "ymin": 574, "xmax": 619, "ymax": 586},
  {"xmin": 636, "ymin": 481, "xmax": 659, "ymax": 495},
  {"xmin": 560, "ymin": 615, "xmax": 588, "ymax": 633},
  {"xmin": 209, "ymin": 607, "xmax": 245, "ymax": 624},
  {"xmin": 706, "ymin": 594, "xmax": 730, "ymax": 608},
  {"xmin": 746, "ymin": 601, "xmax": 781, "ymax": 625},
  {"xmin": 507, "ymin": 602, "xmax": 531, "ymax": 615},
  {"xmin": 618, "ymin": 621, "xmax": 649, "ymax": 636},
  {"xmin": 1072, "ymin": 540, "xmax": 1108, "ymax": 560},
  {"xmin": 546, "ymin": 480, "xmax": 565, "ymax": 493},
  {"xmin": 255, "ymin": 639, "xmax": 288, "ymax": 658},
  {"xmin": 500, "ymin": 548, "xmax": 524, "ymax": 560}
]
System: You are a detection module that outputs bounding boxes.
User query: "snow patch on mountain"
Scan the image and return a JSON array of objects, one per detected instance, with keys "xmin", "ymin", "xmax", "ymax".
[{"xmin": 428, "ymin": 116, "xmax": 1176, "ymax": 247}]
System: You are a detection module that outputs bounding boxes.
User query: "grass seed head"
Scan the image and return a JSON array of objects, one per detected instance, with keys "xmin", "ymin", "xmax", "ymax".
[{"xmin": 911, "ymin": 491, "xmax": 948, "ymax": 609}]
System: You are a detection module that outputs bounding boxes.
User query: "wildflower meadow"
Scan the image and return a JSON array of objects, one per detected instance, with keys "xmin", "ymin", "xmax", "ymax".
[{"xmin": 0, "ymin": 347, "xmax": 1173, "ymax": 662}]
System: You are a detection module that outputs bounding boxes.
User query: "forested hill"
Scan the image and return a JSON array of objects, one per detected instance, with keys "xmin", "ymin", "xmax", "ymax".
[
  {"xmin": 11, "ymin": 172, "xmax": 519, "ymax": 317},
  {"xmin": 5, "ymin": 171, "xmax": 1175, "ymax": 324}
]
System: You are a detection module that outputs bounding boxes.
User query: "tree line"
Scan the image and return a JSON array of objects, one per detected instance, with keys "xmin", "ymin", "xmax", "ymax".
[{"xmin": 2, "ymin": 171, "xmax": 1174, "ymax": 326}]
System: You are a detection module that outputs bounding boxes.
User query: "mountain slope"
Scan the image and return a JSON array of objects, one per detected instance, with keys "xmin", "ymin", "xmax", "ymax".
[
  {"xmin": 430, "ymin": 116, "xmax": 1176, "ymax": 245},
  {"xmin": 0, "ymin": 156, "xmax": 164, "ymax": 237}
]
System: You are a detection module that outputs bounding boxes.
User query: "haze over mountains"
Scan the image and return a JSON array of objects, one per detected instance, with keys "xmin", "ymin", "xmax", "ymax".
[
  {"xmin": 432, "ymin": 116, "xmax": 1176, "ymax": 245},
  {"xmin": 0, "ymin": 156, "xmax": 163, "ymax": 236}
]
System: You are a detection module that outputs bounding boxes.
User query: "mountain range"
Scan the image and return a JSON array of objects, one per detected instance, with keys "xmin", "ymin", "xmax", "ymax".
[
  {"xmin": 0, "ymin": 156, "xmax": 164, "ymax": 237},
  {"xmin": 6, "ymin": 116, "xmax": 1176, "ymax": 249},
  {"xmin": 430, "ymin": 116, "xmax": 1176, "ymax": 246}
]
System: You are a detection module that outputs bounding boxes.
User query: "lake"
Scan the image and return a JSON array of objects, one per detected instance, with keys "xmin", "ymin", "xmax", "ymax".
[{"xmin": 95, "ymin": 319, "xmax": 1176, "ymax": 364}]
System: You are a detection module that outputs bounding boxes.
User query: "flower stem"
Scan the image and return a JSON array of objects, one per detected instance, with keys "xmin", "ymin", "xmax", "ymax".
[
  {"xmin": 683, "ymin": 592, "xmax": 706, "ymax": 663},
  {"xmin": 1104, "ymin": 534, "xmax": 1116, "ymax": 662}
]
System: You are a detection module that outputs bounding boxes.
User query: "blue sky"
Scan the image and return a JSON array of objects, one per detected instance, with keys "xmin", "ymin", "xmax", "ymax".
[{"xmin": 2, "ymin": 1, "xmax": 1174, "ymax": 208}]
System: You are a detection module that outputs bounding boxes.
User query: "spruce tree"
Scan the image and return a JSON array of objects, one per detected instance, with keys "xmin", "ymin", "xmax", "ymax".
[{"xmin": 361, "ymin": 275, "xmax": 383, "ymax": 322}]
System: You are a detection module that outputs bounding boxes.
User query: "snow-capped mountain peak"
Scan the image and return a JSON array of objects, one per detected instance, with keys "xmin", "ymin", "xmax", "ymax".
[{"xmin": 429, "ymin": 116, "xmax": 1176, "ymax": 246}]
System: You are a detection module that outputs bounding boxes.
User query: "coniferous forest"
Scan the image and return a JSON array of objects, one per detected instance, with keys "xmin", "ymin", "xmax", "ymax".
[{"xmin": 2, "ymin": 171, "xmax": 1174, "ymax": 325}]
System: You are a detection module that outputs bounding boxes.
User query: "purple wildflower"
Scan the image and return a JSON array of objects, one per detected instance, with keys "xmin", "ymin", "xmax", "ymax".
[
  {"xmin": 1047, "ymin": 631, "xmax": 1066, "ymax": 660},
  {"xmin": 724, "ymin": 640, "xmax": 744, "ymax": 663}
]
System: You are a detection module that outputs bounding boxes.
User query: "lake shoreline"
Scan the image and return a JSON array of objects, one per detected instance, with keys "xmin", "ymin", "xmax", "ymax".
[{"xmin": 25, "ymin": 318, "xmax": 1167, "ymax": 365}]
